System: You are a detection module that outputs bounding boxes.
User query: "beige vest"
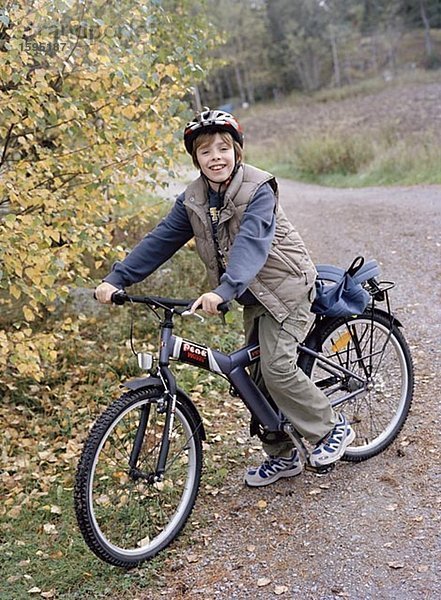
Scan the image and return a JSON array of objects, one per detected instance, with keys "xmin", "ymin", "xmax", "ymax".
[{"xmin": 183, "ymin": 164, "xmax": 317, "ymax": 322}]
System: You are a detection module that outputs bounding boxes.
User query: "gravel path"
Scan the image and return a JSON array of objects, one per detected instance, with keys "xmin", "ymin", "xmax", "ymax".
[{"xmin": 144, "ymin": 180, "xmax": 441, "ymax": 600}]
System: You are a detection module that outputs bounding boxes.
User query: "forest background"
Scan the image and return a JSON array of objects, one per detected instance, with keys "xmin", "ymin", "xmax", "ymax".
[{"xmin": 0, "ymin": 1, "xmax": 440, "ymax": 598}]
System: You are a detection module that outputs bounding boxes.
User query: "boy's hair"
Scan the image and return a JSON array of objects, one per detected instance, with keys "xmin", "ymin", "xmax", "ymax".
[{"xmin": 191, "ymin": 131, "xmax": 243, "ymax": 169}]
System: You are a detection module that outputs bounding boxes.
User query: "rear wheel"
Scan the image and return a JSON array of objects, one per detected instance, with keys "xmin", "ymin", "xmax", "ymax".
[
  {"xmin": 74, "ymin": 387, "xmax": 203, "ymax": 567},
  {"xmin": 299, "ymin": 310, "xmax": 414, "ymax": 461}
]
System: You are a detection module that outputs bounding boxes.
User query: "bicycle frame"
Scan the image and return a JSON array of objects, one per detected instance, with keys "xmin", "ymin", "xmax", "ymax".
[
  {"xmin": 117, "ymin": 269, "xmax": 398, "ymax": 479},
  {"xmin": 129, "ymin": 306, "xmax": 376, "ymax": 479}
]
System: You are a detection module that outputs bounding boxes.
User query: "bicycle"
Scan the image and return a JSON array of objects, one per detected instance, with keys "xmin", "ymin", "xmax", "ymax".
[{"xmin": 74, "ymin": 258, "xmax": 414, "ymax": 568}]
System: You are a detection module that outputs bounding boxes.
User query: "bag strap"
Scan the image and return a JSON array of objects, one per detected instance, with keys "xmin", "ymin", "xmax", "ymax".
[
  {"xmin": 346, "ymin": 256, "xmax": 364, "ymax": 277},
  {"xmin": 352, "ymin": 260, "xmax": 380, "ymax": 284}
]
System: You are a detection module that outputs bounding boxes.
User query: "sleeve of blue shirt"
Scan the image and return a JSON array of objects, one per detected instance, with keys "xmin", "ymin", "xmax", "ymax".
[
  {"xmin": 214, "ymin": 182, "xmax": 276, "ymax": 302},
  {"xmin": 104, "ymin": 193, "xmax": 193, "ymax": 289}
]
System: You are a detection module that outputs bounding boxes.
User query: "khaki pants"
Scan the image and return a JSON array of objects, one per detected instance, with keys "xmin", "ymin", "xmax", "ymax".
[{"xmin": 243, "ymin": 292, "xmax": 336, "ymax": 457}]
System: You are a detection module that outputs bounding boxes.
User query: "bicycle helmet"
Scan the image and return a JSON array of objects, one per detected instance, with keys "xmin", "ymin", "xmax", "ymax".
[{"xmin": 184, "ymin": 107, "xmax": 244, "ymax": 155}]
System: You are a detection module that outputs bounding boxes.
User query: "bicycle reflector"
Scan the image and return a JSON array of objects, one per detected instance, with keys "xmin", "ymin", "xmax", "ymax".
[
  {"xmin": 137, "ymin": 352, "xmax": 153, "ymax": 371},
  {"xmin": 331, "ymin": 331, "xmax": 352, "ymax": 353}
]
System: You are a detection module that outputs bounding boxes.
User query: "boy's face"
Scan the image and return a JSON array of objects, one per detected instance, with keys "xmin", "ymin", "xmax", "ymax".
[{"xmin": 195, "ymin": 133, "xmax": 236, "ymax": 188}]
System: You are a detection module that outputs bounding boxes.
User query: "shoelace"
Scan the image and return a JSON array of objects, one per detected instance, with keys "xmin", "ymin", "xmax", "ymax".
[{"xmin": 263, "ymin": 456, "xmax": 293, "ymax": 472}]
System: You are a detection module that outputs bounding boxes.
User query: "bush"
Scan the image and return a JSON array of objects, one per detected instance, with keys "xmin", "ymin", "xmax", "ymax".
[
  {"xmin": 0, "ymin": 0, "xmax": 214, "ymax": 386},
  {"xmin": 424, "ymin": 53, "xmax": 441, "ymax": 70},
  {"xmin": 294, "ymin": 133, "xmax": 374, "ymax": 176}
]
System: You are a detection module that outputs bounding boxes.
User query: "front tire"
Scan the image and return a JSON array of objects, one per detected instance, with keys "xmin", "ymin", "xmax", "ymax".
[
  {"xmin": 299, "ymin": 310, "xmax": 414, "ymax": 461},
  {"xmin": 74, "ymin": 387, "xmax": 203, "ymax": 568}
]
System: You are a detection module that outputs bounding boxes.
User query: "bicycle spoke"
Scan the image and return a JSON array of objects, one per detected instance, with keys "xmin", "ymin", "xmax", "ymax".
[
  {"xmin": 75, "ymin": 390, "xmax": 202, "ymax": 566},
  {"xmin": 300, "ymin": 312, "xmax": 413, "ymax": 461}
]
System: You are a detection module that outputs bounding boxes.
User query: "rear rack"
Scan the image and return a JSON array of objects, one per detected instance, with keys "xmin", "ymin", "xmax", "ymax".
[
  {"xmin": 365, "ymin": 279, "xmax": 395, "ymax": 302},
  {"xmin": 364, "ymin": 278, "xmax": 396, "ymax": 327}
]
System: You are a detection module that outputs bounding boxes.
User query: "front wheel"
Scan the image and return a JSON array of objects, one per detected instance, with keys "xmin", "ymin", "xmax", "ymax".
[
  {"xmin": 74, "ymin": 387, "xmax": 203, "ymax": 568},
  {"xmin": 299, "ymin": 310, "xmax": 414, "ymax": 461}
]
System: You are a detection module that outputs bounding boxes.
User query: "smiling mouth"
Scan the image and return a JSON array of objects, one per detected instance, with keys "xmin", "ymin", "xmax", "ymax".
[{"xmin": 210, "ymin": 164, "xmax": 226, "ymax": 171}]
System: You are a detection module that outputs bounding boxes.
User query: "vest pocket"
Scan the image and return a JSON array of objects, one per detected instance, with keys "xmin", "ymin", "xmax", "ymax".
[{"xmin": 269, "ymin": 246, "xmax": 304, "ymax": 277}]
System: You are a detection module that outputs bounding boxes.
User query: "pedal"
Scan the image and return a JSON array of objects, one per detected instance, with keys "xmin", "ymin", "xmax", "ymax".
[{"xmin": 305, "ymin": 462, "xmax": 336, "ymax": 476}]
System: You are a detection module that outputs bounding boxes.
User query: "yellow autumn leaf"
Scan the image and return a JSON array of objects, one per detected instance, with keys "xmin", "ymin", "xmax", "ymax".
[
  {"xmin": 121, "ymin": 104, "xmax": 137, "ymax": 119},
  {"xmin": 10, "ymin": 285, "xmax": 22, "ymax": 300},
  {"xmin": 23, "ymin": 306, "xmax": 35, "ymax": 322},
  {"xmin": 0, "ymin": 0, "xmax": 215, "ymax": 391}
]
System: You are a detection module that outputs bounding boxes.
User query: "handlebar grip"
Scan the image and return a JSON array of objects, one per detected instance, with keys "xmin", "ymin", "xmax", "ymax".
[
  {"xmin": 186, "ymin": 300, "xmax": 231, "ymax": 315},
  {"xmin": 217, "ymin": 301, "xmax": 230, "ymax": 315},
  {"xmin": 111, "ymin": 290, "xmax": 128, "ymax": 305}
]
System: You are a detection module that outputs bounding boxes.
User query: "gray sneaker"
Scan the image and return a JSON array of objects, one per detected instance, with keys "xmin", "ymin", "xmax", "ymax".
[
  {"xmin": 244, "ymin": 449, "xmax": 303, "ymax": 487},
  {"xmin": 309, "ymin": 413, "xmax": 355, "ymax": 468}
]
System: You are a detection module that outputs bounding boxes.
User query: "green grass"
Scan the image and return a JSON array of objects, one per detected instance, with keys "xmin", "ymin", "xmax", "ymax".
[
  {"xmin": 1, "ymin": 488, "xmax": 168, "ymax": 599},
  {"xmin": 247, "ymin": 128, "xmax": 441, "ymax": 188}
]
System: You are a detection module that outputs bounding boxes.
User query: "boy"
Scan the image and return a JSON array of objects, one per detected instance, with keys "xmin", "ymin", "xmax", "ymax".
[{"xmin": 95, "ymin": 108, "xmax": 355, "ymax": 487}]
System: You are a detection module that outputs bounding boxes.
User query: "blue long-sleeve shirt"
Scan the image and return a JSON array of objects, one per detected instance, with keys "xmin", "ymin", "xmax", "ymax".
[{"xmin": 104, "ymin": 182, "xmax": 276, "ymax": 303}]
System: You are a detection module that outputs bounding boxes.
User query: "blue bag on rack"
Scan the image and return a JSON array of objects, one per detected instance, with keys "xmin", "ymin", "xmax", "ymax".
[{"xmin": 311, "ymin": 256, "xmax": 373, "ymax": 318}]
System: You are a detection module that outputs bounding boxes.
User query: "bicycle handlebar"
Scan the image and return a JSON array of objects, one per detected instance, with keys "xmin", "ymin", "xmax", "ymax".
[{"xmin": 110, "ymin": 290, "xmax": 230, "ymax": 315}]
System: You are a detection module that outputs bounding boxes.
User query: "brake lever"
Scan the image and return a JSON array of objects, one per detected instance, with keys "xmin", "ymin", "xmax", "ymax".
[{"xmin": 180, "ymin": 310, "xmax": 205, "ymax": 322}]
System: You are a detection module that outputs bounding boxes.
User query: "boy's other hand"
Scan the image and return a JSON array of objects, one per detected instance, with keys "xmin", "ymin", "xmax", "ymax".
[
  {"xmin": 95, "ymin": 282, "xmax": 120, "ymax": 304},
  {"xmin": 190, "ymin": 292, "xmax": 224, "ymax": 316}
]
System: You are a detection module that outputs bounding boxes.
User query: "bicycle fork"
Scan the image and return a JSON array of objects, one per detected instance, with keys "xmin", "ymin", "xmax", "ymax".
[
  {"xmin": 129, "ymin": 315, "xmax": 178, "ymax": 483},
  {"xmin": 127, "ymin": 368, "xmax": 177, "ymax": 484},
  {"xmin": 154, "ymin": 366, "xmax": 177, "ymax": 481}
]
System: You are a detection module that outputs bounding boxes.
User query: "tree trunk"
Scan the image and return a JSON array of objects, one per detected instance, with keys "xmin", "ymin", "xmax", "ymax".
[
  {"xmin": 224, "ymin": 71, "xmax": 234, "ymax": 100},
  {"xmin": 419, "ymin": 0, "xmax": 433, "ymax": 58},
  {"xmin": 243, "ymin": 69, "xmax": 255, "ymax": 105},
  {"xmin": 193, "ymin": 84, "xmax": 202, "ymax": 112},
  {"xmin": 234, "ymin": 63, "xmax": 246, "ymax": 104},
  {"xmin": 329, "ymin": 26, "xmax": 341, "ymax": 87},
  {"xmin": 214, "ymin": 76, "xmax": 224, "ymax": 105}
]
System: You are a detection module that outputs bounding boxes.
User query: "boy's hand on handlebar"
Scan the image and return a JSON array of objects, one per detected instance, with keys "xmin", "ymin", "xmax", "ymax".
[
  {"xmin": 95, "ymin": 282, "xmax": 120, "ymax": 304},
  {"xmin": 190, "ymin": 292, "xmax": 224, "ymax": 316}
]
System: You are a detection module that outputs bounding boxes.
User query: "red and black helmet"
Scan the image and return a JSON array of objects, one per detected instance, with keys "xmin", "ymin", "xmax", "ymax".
[{"xmin": 184, "ymin": 107, "xmax": 244, "ymax": 154}]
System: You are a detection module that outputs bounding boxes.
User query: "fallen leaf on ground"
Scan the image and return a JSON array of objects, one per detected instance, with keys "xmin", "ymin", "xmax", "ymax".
[
  {"xmin": 8, "ymin": 505, "xmax": 22, "ymax": 518},
  {"xmin": 43, "ymin": 523, "xmax": 57, "ymax": 535},
  {"xmin": 388, "ymin": 561, "xmax": 405, "ymax": 569},
  {"xmin": 186, "ymin": 554, "xmax": 199, "ymax": 563},
  {"xmin": 274, "ymin": 584, "xmax": 289, "ymax": 595}
]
